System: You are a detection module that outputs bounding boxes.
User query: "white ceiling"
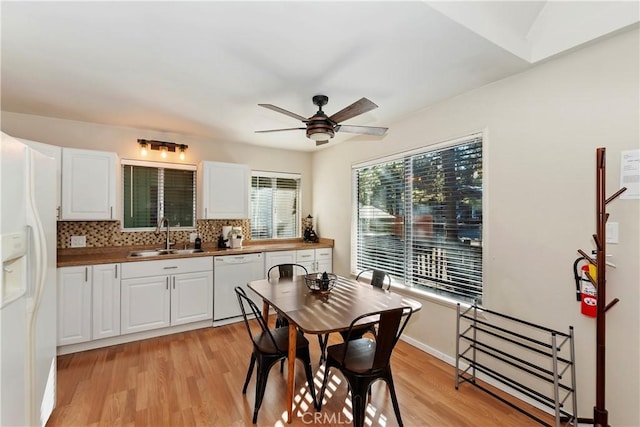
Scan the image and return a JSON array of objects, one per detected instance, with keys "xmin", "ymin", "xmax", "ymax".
[{"xmin": 1, "ymin": 1, "xmax": 637, "ymax": 152}]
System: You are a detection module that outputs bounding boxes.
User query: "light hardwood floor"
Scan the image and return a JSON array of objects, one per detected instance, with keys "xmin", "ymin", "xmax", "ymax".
[{"xmin": 48, "ymin": 318, "xmax": 553, "ymax": 426}]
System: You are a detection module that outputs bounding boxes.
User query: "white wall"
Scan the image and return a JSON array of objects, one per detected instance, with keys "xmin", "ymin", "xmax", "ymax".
[
  {"xmin": 312, "ymin": 28, "xmax": 639, "ymax": 425},
  {"xmin": 0, "ymin": 112, "xmax": 314, "ymax": 221}
]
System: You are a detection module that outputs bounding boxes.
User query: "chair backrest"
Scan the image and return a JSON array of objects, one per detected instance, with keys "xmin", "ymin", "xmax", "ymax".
[
  {"xmin": 341, "ymin": 306, "xmax": 413, "ymax": 370},
  {"xmin": 267, "ymin": 263, "xmax": 308, "ymax": 279},
  {"xmin": 356, "ymin": 269, "xmax": 391, "ymax": 290},
  {"xmin": 235, "ymin": 286, "xmax": 280, "ymax": 352}
]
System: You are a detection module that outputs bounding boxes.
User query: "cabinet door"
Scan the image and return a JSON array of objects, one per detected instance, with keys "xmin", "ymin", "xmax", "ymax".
[
  {"xmin": 264, "ymin": 250, "xmax": 296, "ymax": 277},
  {"xmin": 57, "ymin": 266, "xmax": 91, "ymax": 345},
  {"xmin": 171, "ymin": 271, "xmax": 213, "ymax": 326},
  {"xmin": 92, "ymin": 263, "xmax": 121, "ymax": 340},
  {"xmin": 61, "ymin": 148, "xmax": 117, "ymax": 220},
  {"xmin": 121, "ymin": 276, "xmax": 170, "ymax": 334},
  {"xmin": 198, "ymin": 161, "xmax": 249, "ymax": 219},
  {"xmin": 315, "ymin": 248, "xmax": 333, "ymax": 273}
]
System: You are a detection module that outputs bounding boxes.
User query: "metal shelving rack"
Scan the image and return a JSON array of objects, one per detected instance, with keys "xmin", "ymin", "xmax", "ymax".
[{"xmin": 455, "ymin": 302, "xmax": 578, "ymax": 427}]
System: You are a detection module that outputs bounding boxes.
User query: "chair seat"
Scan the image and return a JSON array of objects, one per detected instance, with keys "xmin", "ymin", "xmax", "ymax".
[
  {"xmin": 327, "ymin": 338, "xmax": 377, "ymax": 374},
  {"xmin": 254, "ymin": 327, "xmax": 308, "ymax": 354}
]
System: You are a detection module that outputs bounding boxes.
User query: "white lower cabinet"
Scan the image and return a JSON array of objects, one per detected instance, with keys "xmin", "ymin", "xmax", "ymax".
[
  {"xmin": 265, "ymin": 248, "xmax": 333, "ymax": 276},
  {"xmin": 92, "ymin": 263, "xmax": 121, "ymax": 340},
  {"xmin": 120, "ymin": 275, "xmax": 171, "ymax": 334},
  {"xmin": 120, "ymin": 257, "xmax": 213, "ymax": 335},
  {"xmin": 57, "ymin": 263, "xmax": 120, "ymax": 346},
  {"xmin": 297, "ymin": 248, "xmax": 333, "ymax": 274}
]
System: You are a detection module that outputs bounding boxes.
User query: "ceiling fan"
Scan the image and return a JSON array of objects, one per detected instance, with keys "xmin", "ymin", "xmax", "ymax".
[{"xmin": 256, "ymin": 95, "xmax": 388, "ymax": 146}]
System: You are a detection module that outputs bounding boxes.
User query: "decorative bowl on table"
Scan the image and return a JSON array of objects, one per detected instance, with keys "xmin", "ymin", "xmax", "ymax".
[{"xmin": 304, "ymin": 272, "xmax": 337, "ymax": 294}]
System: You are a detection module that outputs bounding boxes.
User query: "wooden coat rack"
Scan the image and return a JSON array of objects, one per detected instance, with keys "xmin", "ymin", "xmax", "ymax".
[{"xmin": 577, "ymin": 147, "xmax": 626, "ymax": 427}]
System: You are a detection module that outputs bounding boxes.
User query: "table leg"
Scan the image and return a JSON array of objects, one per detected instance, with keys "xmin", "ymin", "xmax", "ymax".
[
  {"xmin": 287, "ymin": 322, "xmax": 297, "ymax": 423},
  {"xmin": 261, "ymin": 300, "xmax": 269, "ymax": 324}
]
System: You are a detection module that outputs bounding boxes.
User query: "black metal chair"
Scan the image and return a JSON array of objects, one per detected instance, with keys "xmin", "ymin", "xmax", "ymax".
[
  {"xmin": 317, "ymin": 306, "xmax": 413, "ymax": 427},
  {"xmin": 235, "ymin": 286, "xmax": 317, "ymax": 424},
  {"xmin": 318, "ymin": 270, "xmax": 392, "ymax": 363},
  {"xmin": 356, "ymin": 269, "xmax": 392, "ymax": 291},
  {"xmin": 267, "ymin": 263, "xmax": 308, "ymax": 328}
]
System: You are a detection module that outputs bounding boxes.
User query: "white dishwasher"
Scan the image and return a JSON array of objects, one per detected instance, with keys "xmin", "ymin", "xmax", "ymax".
[{"xmin": 213, "ymin": 253, "xmax": 264, "ymax": 323}]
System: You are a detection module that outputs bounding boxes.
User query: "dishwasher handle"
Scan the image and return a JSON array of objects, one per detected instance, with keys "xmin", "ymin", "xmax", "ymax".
[{"xmin": 215, "ymin": 254, "xmax": 262, "ymax": 265}]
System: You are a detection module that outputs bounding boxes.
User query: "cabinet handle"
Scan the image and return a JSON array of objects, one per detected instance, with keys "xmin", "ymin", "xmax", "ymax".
[
  {"xmin": 166, "ymin": 277, "xmax": 169, "ymax": 290},
  {"xmin": 114, "ymin": 264, "xmax": 118, "ymax": 279},
  {"xmin": 172, "ymin": 277, "xmax": 175, "ymax": 289},
  {"xmin": 110, "ymin": 206, "xmax": 113, "ymax": 219},
  {"xmin": 163, "ymin": 266, "xmax": 178, "ymax": 270},
  {"xmin": 85, "ymin": 267, "xmax": 88, "ymax": 282},
  {"xmin": 205, "ymin": 208, "xmax": 207, "ymax": 218}
]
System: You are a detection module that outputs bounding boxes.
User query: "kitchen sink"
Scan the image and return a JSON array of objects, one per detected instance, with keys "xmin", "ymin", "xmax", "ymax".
[
  {"xmin": 128, "ymin": 250, "xmax": 171, "ymax": 257},
  {"xmin": 171, "ymin": 249, "xmax": 205, "ymax": 255},
  {"xmin": 128, "ymin": 248, "xmax": 205, "ymax": 257}
]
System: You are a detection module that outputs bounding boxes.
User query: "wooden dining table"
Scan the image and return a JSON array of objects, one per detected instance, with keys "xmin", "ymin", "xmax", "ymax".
[{"xmin": 247, "ymin": 274, "xmax": 422, "ymax": 423}]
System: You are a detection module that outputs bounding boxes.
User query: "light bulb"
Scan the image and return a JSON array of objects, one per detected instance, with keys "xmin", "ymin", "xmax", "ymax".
[
  {"xmin": 179, "ymin": 146, "xmax": 186, "ymax": 160},
  {"xmin": 160, "ymin": 146, "xmax": 168, "ymax": 158},
  {"xmin": 140, "ymin": 142, "xmax": 148, "ymax": 156}
]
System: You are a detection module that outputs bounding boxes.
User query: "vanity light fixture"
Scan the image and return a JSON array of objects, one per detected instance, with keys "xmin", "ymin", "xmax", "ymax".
[
  {"xmin": 137, "ymin": 139, "xmax": 188, "ymax": 160},
  {"xmin": 139, "ymin": 141, "xmax": 149, "ymax": 156}
]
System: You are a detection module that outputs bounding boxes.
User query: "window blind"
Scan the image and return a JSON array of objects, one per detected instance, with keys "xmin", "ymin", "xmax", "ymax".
[
  {"xmin": 352, "ymin": 135, "xmax": 483, "ymax": 302},
  {"xmin": 122, "ymin": 162, "xmax": 196, "ymax": 229},
  {"xmin": 251, "ymin": 172, "xmax": 301, "ymax": 239}
]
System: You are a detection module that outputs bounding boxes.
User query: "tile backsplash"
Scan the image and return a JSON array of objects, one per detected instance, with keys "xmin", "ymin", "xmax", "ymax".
[{"xmin": 57, "ymin": 219, "xmax": 250, "ymax": 249}]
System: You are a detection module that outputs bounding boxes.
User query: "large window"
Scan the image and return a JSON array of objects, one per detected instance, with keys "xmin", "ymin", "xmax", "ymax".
[
  {"xmin": 251, "ymin": 171, "xmax": 301, "ymax": 240},
  {"xmin": 352, "ymin": 134, "xmax": 483, "ymax": 303},
  {"xmin": 122, "ymin": 160, "xmax": 196, "ymax": 230}
]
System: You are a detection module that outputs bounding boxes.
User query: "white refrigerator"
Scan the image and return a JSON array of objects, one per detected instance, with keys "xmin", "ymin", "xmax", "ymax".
[{"xmin": 1, "ymin": 132, "xmax": 57, "ymax": 426}]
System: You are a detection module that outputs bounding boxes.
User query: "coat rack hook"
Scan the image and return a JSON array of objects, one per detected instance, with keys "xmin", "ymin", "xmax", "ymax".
[
  {"xmin": 604, "ymin": 298, "xmax": 620, "ymax": 312},
  {"xmin": 605, "ymin": 187, "xmax": 627, "ymax": 205}
]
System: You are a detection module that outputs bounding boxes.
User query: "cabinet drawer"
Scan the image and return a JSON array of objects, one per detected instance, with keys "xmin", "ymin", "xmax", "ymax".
[
  {"xmin": 316, "ymin": 248, "xmax": 332, "ymax": 259},
  {"xmin": 121, "ymin": 256, "xmax": 213, "ymax": 279},
  {"xmin": 296, "ymin": 249, "xmax": 315, "ymax": 262}
]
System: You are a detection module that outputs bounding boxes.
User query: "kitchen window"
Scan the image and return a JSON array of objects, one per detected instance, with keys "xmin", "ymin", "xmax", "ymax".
[
  {"xmin": 122, "ymin": 160, "xmax": 196, "ymax": 230},
  {"xmin": 251, "ymin": 171, "xmax": 301, "ymax": 240},
  {"xmin": 352, "ymin": 133, "xmax": 483, "ymax": 303}
]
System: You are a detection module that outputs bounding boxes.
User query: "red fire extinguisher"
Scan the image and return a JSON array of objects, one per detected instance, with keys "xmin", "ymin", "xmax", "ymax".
[{"xmin": 580, "ymin": 265, "xmax": 597, "ymax": 317}]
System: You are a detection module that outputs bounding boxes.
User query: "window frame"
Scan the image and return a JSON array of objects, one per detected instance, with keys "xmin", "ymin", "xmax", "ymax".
[
  {"xmin": 121, "ymin": 159, "xmax": 197, "ymax": 231},
  {"xmin": 351, "ymin": 133, "xmax": 483, "ymax": 303},
  {"xmin": 250, "ymin": 170, "xmax": 302, "ymax": 240}
]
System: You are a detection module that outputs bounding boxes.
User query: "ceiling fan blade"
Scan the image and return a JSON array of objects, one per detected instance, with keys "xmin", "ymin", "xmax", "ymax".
[
  {"xmin": 335, "ymin": 124, "xmax": 388, "ymax": 136},
  {"xmin": 255, "ymin": 127, "xmax": 305, "ymax": 133},
  {"xmin": 258, "ymin": 104, "xmax": 308, "ymax": 122},
  {"xmin": 328, "ymin": 97, "xmax": 378, "ymax": 124},
  {"xmin": 315, "ymin": 140, "xmax": 330, "ymax": 146}
]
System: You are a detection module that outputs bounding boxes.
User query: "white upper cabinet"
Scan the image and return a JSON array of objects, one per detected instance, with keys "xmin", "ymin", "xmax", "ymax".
[
  {"xmin": 198, "ymin": 161, "xmax": 249, "ymax": 219},
  {"xmin": 61, "ymin": 148, "xmax": 117, "ymax": 220}
]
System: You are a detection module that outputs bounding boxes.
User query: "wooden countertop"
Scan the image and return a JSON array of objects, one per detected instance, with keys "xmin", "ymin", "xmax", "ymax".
[{"xmin": 57, "ymin": 238, "xmax": 334, "ymax": 267}]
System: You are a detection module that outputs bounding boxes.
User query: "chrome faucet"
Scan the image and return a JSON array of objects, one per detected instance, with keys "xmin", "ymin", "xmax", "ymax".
[{"xmin": 156, "ymin": 217, "xmax": 171, "ymax": 250}]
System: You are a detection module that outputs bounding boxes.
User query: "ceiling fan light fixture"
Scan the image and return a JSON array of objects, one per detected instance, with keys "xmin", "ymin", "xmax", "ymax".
[
  {"xmin": 308, "ymin": 131, "xmax": 333, "ymax": 141},
  {"xmin": 306, "ymin": 119, "xmax": 335, "ymax": 141}
]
